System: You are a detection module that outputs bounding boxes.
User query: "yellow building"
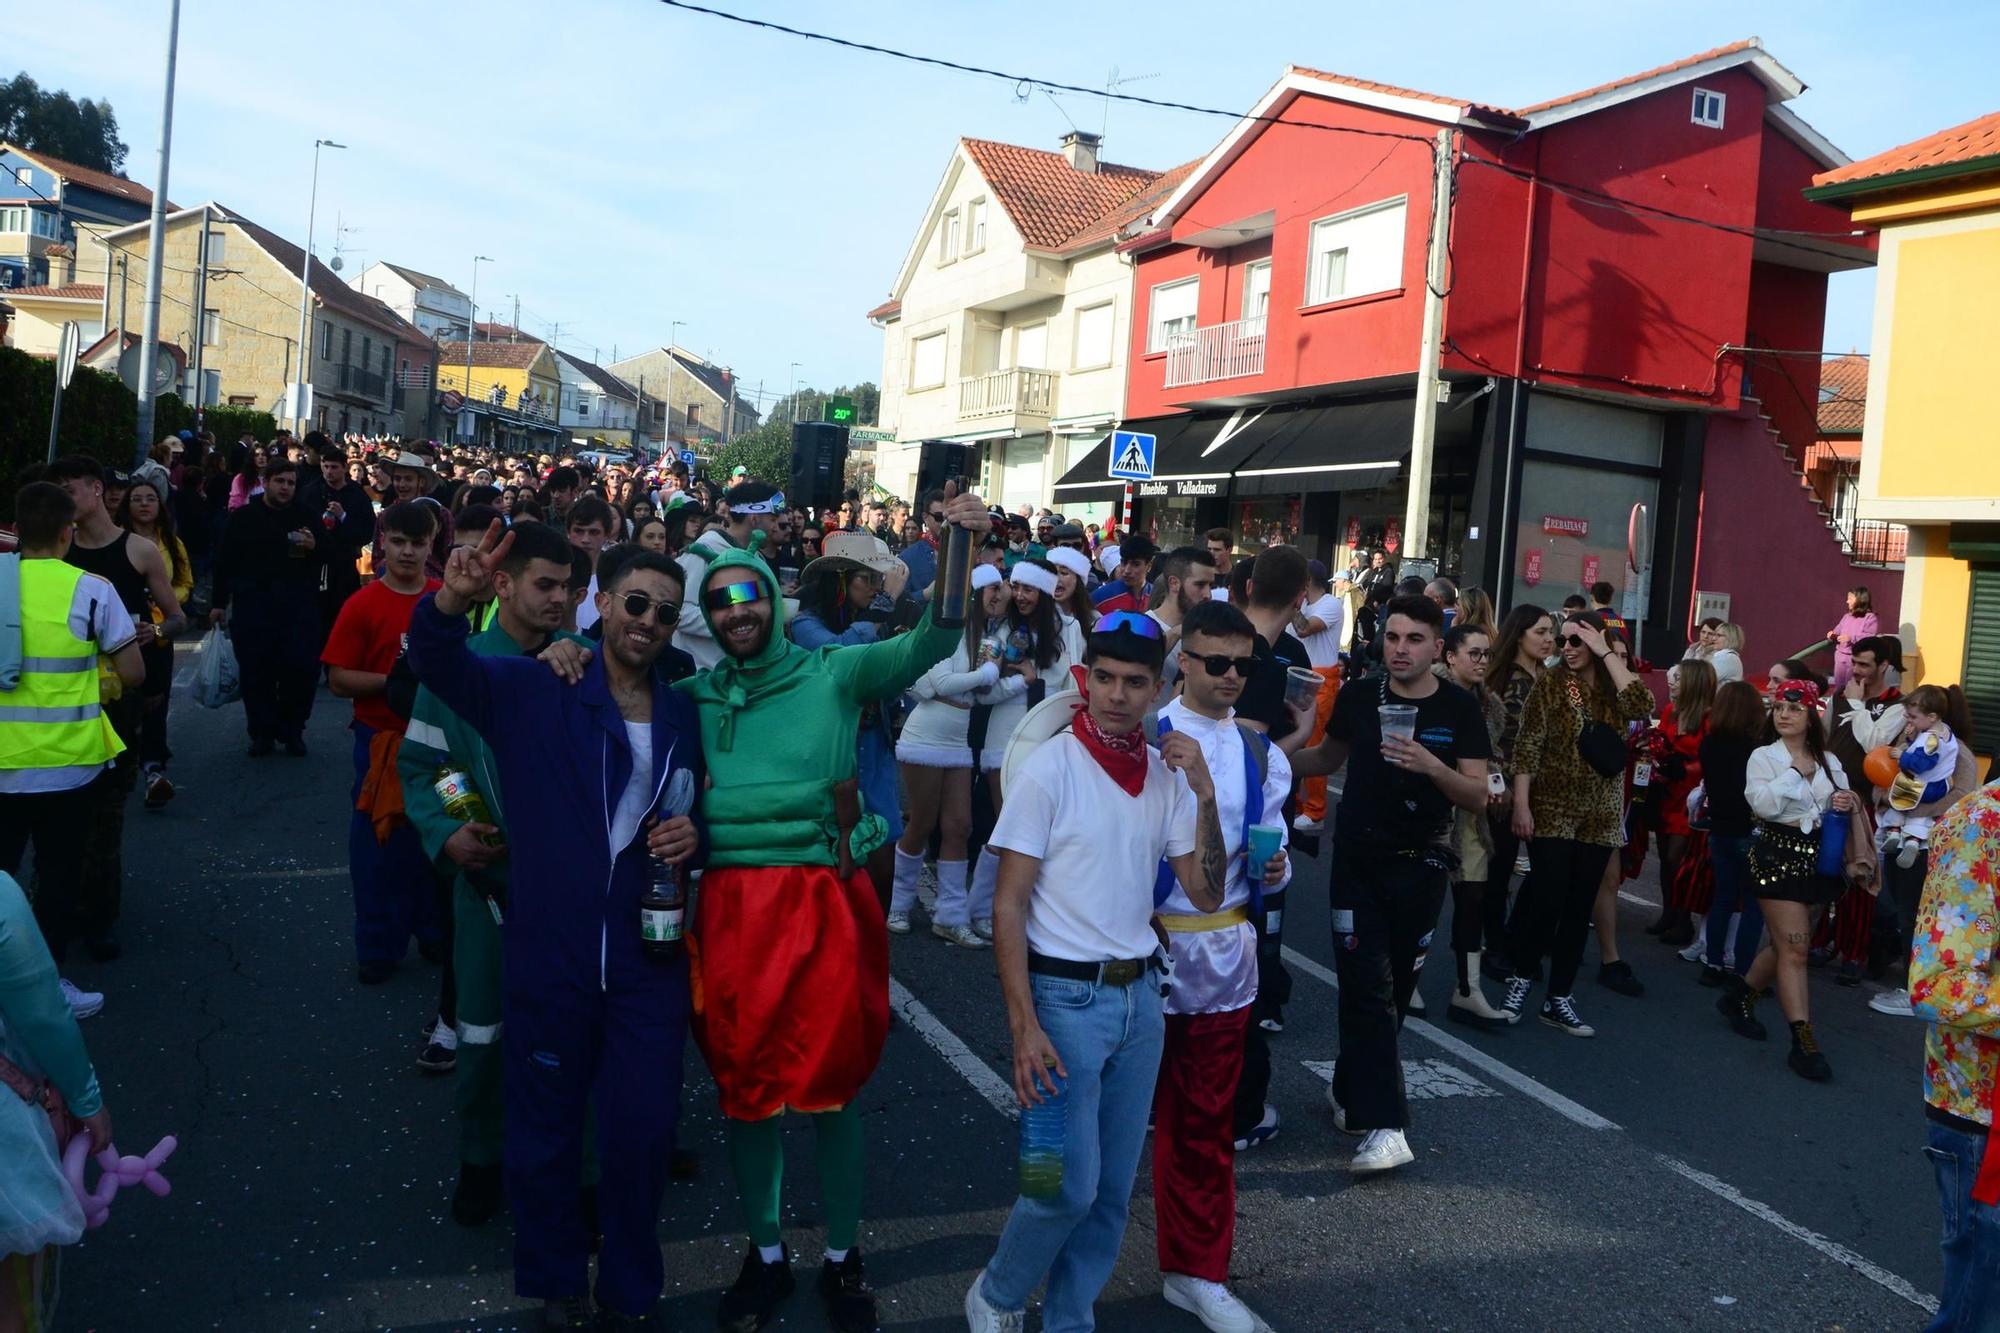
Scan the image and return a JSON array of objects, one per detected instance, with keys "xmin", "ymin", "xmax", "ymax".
[
  {"xmin": 1808, "ymin": 111, "xmax": 2000, "ymax": 760},
  {"xmin": 435, "ymin": 340, "xmax": 564, "ymax": 452}
]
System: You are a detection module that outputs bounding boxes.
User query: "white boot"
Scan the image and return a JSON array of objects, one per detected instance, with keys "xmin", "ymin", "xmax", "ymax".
[
  {"xmin": 1447, "ymin": 952, "xmax": 1510, "ymax": 1027},
  {"xmin": 931, "ymin": 859, "xmax": 968, "ymax": 928},
  {"xmin": 887, "ymin": 846, "xmax": 924, "ymax": 933}
]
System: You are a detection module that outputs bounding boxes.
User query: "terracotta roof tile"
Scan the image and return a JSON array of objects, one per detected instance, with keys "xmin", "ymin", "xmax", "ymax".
[
  {"xmin": 866, "ymin": 298, "xmax": 901, "ymax": 321},
  {"xmin": 1059, "ymin": 160, "xmax": 1201, "ymax": 252},
  {"xmin": 1817, "ymin": 353, "xmax": 1868, "ymax": 434},
  {"xmin": 959, "ymin": 138, "xmax": 1166, "ymax": 251},
  {"xmin": 1514, "ymin": 38, "xmax": 1763, "ymax": 114},
  {"xmin": 8, "ymin": 146, "xmax": 161, "ymax": 208},
  {"xmin": 1284, "ymin": 66, "xmax": 1470, "ymax": 109},
  {"xmin": 4, "ymin": 282, "xmax": 103, "ymax": 301},
  {"xmin": 1813, "ymin": 110, "xmax": 2000, "ymax": 189},
  {"xmin": 437, "ymin": 340, "xmax": 549, "ymax": 371}
]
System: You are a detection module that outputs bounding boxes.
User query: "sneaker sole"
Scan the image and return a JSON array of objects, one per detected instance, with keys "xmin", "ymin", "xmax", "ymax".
[
  {"xmin": 1538, "ymin": 1014, "xmax": 1596, "ymax": 1037},
  {"xmin": 1349, "ymin": 1145, "xmax": 1415, "ymax": 1174},
  {"xmin": 1446, "ymin": 1001, "xmax": 1509, "ymax": 1030},
  {"xmin": 1162, "ymin": 1281, "xmax": 1257, "ymax": 1333},
  {"xmin": 67, "ymin": 999, "xmax": 105, "ymax": 1020}
]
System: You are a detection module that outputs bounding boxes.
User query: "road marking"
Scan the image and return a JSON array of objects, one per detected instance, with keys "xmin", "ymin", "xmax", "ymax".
[
  {"xmin": 888, "ymin": 976, "xmax": 1017, "ymax": 1119},
  {"xmin": 1657, "ymin": 1155, "xmax": 1938, "ymax": 1316},
  {"xmin": 1302, "ymin": 1058, "xmax": 1500, "ymax": 1100},
  {"xmin": 1280, "ymin": 944, "xmax": 1620, "ymax": 1131}
]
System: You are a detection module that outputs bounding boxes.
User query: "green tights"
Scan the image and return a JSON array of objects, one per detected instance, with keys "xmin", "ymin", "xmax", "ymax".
[{"xmin": 725, "ymin": 1104, "xmax": 864, "ymax": 1252}]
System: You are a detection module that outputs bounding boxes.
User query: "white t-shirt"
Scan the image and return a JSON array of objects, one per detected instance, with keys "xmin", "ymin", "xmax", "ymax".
[
  {"xmin": 1300, "ymin": 592, "xmax": 1344, "ymax": 669},
  {"xmin": 576, "ymin": 572, "xmax": 601, "ymax": 631},
  {"xmin": 0, "ymin": 570, "xmax": 139, "ymax": 794},
  {"xmin": 609, "ymin": 721, "xmax": 654, "ymax": 858},
  {"xmin": 988, "ymin": 731, "xmax": 1197, "ymax": 962}
]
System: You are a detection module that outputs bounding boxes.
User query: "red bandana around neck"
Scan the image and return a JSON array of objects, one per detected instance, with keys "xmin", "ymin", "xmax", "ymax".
[{"xmin": 1067, "ymin": 666, "xmax": 1148, "ymax": 796}]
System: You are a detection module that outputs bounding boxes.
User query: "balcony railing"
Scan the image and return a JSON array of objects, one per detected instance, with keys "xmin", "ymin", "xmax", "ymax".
[
  {"xmin": 1827, "ymin": 462, "xmax": 1908, "ymax": 567},
  {"xmin": 957, "ymin": 367, "xmax": 1056, "ymax": 422},
  {"xmin": 1163, "ymin": 317, "xmax": 1266, "ymax": 389},
  {"xmin": 352, "ymin": 368, "xmax": 387, "ymax": 400}
]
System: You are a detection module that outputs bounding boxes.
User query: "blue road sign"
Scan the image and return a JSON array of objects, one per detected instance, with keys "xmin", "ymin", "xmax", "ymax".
[
  {"xmin": 678, "ymin": 449, "xmax": 697, "ymax": 467},
  {"xmin": 1108, "ymin": 429, "xmax": 1157, "ymax": 481}
]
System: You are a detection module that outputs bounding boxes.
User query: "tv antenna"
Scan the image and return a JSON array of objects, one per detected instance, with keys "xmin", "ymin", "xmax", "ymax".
[
  {"xmin": 1101, "ymin": 66, "xmax": 1160, "ymax": 141},
  {"xmin": 330, "ymin": 213, "xmax": 365, "ymax": 273}
]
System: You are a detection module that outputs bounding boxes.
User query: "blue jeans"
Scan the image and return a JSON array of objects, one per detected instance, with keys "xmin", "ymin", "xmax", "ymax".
[
  {"xmin": 982, "ymin": 973, "xmax": 1164, "ymax": 1332},
  {"xmin": 1703, "ymin": 834, "xmax": 1763, "ymax": 975},
  {"xmin": 1925, "ymin": 1119, "xmax": 2000, "ymax": 1332}
]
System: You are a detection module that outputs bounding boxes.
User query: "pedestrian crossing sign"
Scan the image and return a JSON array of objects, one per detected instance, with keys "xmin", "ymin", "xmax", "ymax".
[{"xmin": 1108, "ymin": 429, "xmax": 1157, "ymax": 480}]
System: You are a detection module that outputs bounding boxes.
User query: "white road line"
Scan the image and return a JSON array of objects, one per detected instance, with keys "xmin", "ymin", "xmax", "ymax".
[
  {"xmin": 1617, "ymin": 889, "xmax": 1655, "ymax": 908},
  {"xmin": 1657, "ymin": 1155, "xmax": 1938, "ymax": 1315},
  {"xmin": 887, "ymin": 976, "xmax": 1017, "ymax": 1119},
  {"xmin": 1280, "ymin": 944, "xmax": 1619, "ymax": 1131},
  {"xmin": 1302, "ymin": 1058, "xmax": 1500, "ymax": 1101}
]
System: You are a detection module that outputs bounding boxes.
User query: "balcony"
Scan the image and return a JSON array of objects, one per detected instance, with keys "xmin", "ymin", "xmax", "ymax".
[
  {"xmin": 957, "ymin": 367, "xmax": 1056, "ymax": 425},
  {"xmin": 1163, "ymin": 318, "xmax": 1266, "ymax": 389}
]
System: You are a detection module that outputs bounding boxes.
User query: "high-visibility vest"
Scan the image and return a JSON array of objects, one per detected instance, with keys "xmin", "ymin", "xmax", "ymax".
[{"xmin": 0, "ymin": 561, "xmax": 125, "ymax": 772}]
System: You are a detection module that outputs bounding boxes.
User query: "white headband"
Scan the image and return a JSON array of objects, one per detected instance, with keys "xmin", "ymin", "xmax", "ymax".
[
  {"xmin": 729, "ymin": 491, "xmax": 786, "ymax": 515},
  {"xmin": 971, "ymin": 564, "xmax": 1003, "ymax": 591},
  {"xmin": 1045, "ymin": 546, "xmax": 1091, "ymax": 579},
  {"xmin": 1010, "ymin": 562, "xmax": 1059, "ymax": 596}
]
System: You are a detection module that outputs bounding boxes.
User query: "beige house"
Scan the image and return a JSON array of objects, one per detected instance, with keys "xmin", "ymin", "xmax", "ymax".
[
  {"xmin": 867, "ymin": 131, "xmax": 1194, "ymax": 512},
  {"xmin": 607, "ymin": 345, "xmax": 758, "ymax": 453},
  {"xmin": 1, "ymin": 277, "xmax": 104, "ymax": 355},
  {"xmin": 93, "ymin": 203, "xmax": 432, "ymax": 435}
]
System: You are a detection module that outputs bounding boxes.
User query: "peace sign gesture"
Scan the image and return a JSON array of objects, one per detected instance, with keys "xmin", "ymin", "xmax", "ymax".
[{"xmin": 437, "ymin": 519, "xmax": 515, "ymax": 617}]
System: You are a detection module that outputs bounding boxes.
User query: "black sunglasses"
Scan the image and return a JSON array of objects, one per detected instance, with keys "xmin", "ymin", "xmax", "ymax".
[
  {"xmin": 926, "ymin": 509, "xmax": 946, "ymax": 522},
  {"xmin": 1189, "ymin": 652, "xmax": 1257, "ymax": 679},
  {"xmin": 1564, "ymin": 634, "xmax": 1587, "ymax": 648},
  {"xmin": 618, "ymin": 591, "xmax": 682, "ymax": 623}
]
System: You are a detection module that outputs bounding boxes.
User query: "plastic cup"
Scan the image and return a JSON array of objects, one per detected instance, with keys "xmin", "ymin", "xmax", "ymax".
[
  {"xmin": 1379, "ymin": 704, "xmax": 1419, "ymax": 744},
  {"xmin": 1246, "ymin": 822, "xmax": 1284, "ymax": 872},
  {"xmin": 1284, "ymin": 666, "xmax": 1321, "ymax": 711}
]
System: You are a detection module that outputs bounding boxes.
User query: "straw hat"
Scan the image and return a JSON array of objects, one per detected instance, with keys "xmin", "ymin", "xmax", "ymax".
[{"xmin": 799, "ymin": 532, "xmax": 908, "ymax": 590}]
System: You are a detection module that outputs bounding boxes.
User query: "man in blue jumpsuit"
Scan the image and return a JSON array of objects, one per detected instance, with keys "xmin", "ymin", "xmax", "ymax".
[{"xmin": 407, "ymin": 521, "xmax": 705, "ymax": 1329}]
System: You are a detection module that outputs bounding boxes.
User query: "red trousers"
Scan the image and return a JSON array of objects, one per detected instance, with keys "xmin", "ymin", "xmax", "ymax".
[{"xmin": 1153, "ymin": 1006, "xmax": 1250, "ymax": 1281}]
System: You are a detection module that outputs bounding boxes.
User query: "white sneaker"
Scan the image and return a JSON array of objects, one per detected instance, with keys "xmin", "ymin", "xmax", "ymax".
[
  {"xmin": 1291, "ymin": 813, "xmax": 1323, "ymax": 834},
  {"xmin": 971, "ymin": 917, "xmax": 994, "ymax": 940},
  {"xmin": 1325, "ymin": 1082, "xmax": 1363, "ymax": 1136},
  {"xmin": 1162, "ymin": 1273, "xmax": 1256, "ymax": 1333},
  {"xmin": 1513, "ymin": 850, "xmax": 1532, "ymax": 876},
  {"xmin": 1350, "ymin": 1128, "xmax": 1414, "ymax": 1174},
  {"xmin": 1677, "ymin": 937, "xmax": 1706, "ymax": 964},
  {"xmin": 964, "ymin": 1273, "xmax": 1025, "ymax": 1333},
  {"xmin": 1407, "ymin": 987, "xmax": 1426, "ymax": 1015},
  {"xmin": 932, "ymin": 922, "xmax": 991, "ymax": 949},
  {"xmin": 885, "ymin": 910, "xmax": 911, "ymax": 935},
  {"xmin": 59, "ymin": 977, "xmax": 104, "ymax": 1020},
  {"xmin": 1869, "ymin": 988, "xmax": 1915, "ymax": 1017}
]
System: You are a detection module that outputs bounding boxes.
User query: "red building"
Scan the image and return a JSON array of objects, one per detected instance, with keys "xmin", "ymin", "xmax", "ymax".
[{"xmin": 1060, "ymin": 39, "xmax": 1890, "ymax": 661}]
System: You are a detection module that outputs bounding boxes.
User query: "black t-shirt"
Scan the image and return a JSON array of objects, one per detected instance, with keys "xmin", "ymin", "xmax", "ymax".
[
  {"xmin": 1237, "ymin": 629, "xmax": 1311, "ymax": 742},
  {"xmin": 1697, "ymin": 734, "xmax": 1758, "ymax": 838},
  {"xmin": 1329, "ymin": 672, "xmax": 1492, "ymax": 847}
]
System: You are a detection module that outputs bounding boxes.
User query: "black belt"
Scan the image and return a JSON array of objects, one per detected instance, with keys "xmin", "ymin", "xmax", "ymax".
[{"xmin": 1028, "ymin": 951, "xmax": 1149, "ymax": 987}]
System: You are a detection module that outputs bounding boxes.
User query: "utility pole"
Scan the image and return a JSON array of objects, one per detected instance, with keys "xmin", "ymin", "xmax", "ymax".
[
  {"xmin": 510, "ymin": 294, "xmax": 520, "ymax": 341},
  {"xmin": 185, "ymin": 204, "xmax": 210, "ymax": 411},
  {"xmin": 667, "ymin": 322, "xmax": 684, "ymax": 449},
  {"xmin": 1400, "ymin": 127, "xmax": 1455, "ymax": 565},
  {"xmin": 133, "ymin": 0, "xmax": 182, "ymax": 463},
  {"xmin": 291, "ymin": 138, "xmax": 346, "ymax": 436},
  {"xmin": 465, "ymin": 255, "xmax": 492, "ymax": 442}
]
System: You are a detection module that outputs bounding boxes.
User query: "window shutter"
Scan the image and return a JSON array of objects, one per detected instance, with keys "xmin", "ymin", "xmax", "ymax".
[{"xmin": 1964, "ymin": 568, "xmax": 2000, "ymax": 757}]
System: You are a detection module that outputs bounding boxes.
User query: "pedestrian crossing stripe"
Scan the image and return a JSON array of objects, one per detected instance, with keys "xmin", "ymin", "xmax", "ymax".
[{"xmin": 1303, "ymin": 1058, "xmax": 1501, "ymax": 1100}]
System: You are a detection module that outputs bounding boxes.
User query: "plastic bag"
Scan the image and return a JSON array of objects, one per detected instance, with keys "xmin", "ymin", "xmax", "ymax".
[{"xmin": 189, "ymin": 626, "xmax": 240, "ymax": 710}]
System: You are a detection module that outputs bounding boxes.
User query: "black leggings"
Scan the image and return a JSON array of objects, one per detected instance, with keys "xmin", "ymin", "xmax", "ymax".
[
  {"xmin": 1507, "ymin": 837, "xmax": 1614, "ymax": 997},
  {"xmin": 1484, "ymin": 817, "xmax": 1523, "ymax": 954}
]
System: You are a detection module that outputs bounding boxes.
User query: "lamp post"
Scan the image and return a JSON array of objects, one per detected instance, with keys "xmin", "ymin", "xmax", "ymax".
[
  {"xmin": 668, "ymin": 320, "xmax": 685, "ymax": 446},
  {"xmin": 465, "ymin": 255, "xmax": 492, "ymax": 444},
  {"xmin": 131, "ymin": 0, "xmax": 182, "ymax": 462},
  {"xmin": 290, "ymin": 138, "xmax": 346, "ymax": 435}
]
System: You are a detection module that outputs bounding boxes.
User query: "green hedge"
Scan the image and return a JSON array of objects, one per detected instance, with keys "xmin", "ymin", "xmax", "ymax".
[{"xmin": 152, "ymin": 396, "xmax": 276, "ymax": 447}]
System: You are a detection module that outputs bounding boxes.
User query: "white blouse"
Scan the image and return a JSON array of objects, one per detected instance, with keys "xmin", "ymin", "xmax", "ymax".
[{"xmin": 1745, "ymin": 741, "xmax": 1849, "ymax": 832}]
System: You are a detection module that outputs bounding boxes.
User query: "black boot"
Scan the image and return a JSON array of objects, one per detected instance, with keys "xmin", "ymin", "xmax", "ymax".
[
  {"xmin": 451, "ymin": 1161, "xmax": 505, "ymax": 1226},
  {"xmin": 1715, "ymin": 979, "xmax": 1766, "ymax": 1041},
  {"xmin": 1788, "ymin": 1021, "xmax": 1832, "ymax": 1081},
  {"xmin": 816, "ymin": 1249, "xmax": 881, "ymax": 1333},
  {"xmin": 718, "ymin": 1246, "xmax": 794, "ymax": 1333}
]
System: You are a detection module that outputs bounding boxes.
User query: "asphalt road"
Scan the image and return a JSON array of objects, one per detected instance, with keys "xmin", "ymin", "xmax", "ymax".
[{"xmin": 59, "ymin": 666, "xmax": 1941, "ymax": 1332}]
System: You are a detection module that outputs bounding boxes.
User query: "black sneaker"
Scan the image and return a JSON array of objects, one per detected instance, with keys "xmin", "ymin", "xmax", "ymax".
[
  {"xmin": 1835, "ymin": 960, "xmax": 1863, "ymax": 987},
  {"xmin": 1715, "ymin": 986, "xmax": 1767, "ymax": 1041},
  {"xmin": 1596, "ymin": 960, "xmax": 1645, "ymax": 997},
  {"xmin": 1538, "ymin": 994, "xmax": 1595, "ymax": 1037},
  {"xmin": 248, "ymin": 736, "xmax": 275, "ymax": 758},
  {"xmin": 1500, "ymin": 975, "xmax": 1534, "ymax": 1022},
  {"xmin": 451, "ymin": 1161, "xmax": 505, "ymax": 1226},
  {"xmin": 1788, "ymin": 1022, "xmax": 1833, "ymax": 1082},
  {"xmin": 816, "ymin": 1249, "xmax": 881, "ymax": 1333},
  {"xmin": 718, "ymin": 1247, "xmax": 794, "ymax": 1332},
  {"xmin": 539, "ymin": 1295, "xmax": 592, "ymax": 1328},
  {"xmin": 417, "ymin": 1029, "xmax": 457, "ymax": 1074}
]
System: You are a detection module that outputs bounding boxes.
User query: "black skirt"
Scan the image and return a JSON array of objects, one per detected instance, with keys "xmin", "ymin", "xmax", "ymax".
[{"xmin": 1749, "ymin": 820, "xmax": 1842, "ymax": 905}]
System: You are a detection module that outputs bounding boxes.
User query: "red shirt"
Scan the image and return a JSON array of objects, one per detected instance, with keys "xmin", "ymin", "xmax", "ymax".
[{"xmin": 322, "ymin": 578, "xmax": 439, "ymax": 734}]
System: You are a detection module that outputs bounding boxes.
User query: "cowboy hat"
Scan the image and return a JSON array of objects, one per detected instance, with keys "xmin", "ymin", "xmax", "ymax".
[
  {"xmin": 799, "ymin": 532, "xmax": 908, "ymax": 592},
  {"xmin": 389, "ymin": 450, "xmax": 439, "ymax": 480}
]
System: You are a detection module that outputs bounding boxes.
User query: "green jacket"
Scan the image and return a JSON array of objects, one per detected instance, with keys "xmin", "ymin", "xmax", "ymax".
[
  {"xmin": 399, "ymin": 616, "xmax": 580, "ymax": 884},
  {"xmin": 675, "ymin": 545, "xmax": 958, "ymax": 869}
]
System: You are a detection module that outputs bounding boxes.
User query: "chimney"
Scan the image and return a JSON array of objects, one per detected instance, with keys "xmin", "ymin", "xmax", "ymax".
[{"xmin": 1061, "ymin": 130, "xmax": 1101, "ymax": 173}]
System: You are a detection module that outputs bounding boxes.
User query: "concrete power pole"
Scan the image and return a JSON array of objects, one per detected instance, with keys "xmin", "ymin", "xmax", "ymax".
[
  {"xmin": 133, "ymin": 0, "xmax": 182, "ymax": 463},
  {"xmin": 1399, "ymin": 127, "xmax": 1456, "ymax": 564}
]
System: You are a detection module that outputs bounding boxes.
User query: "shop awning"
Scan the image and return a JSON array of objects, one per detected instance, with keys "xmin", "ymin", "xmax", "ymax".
[
  {"xmin": 1229, "ymin": 396, "xmax": 1469, "ymax": 497},
  {"xmin": 1053, "ymin": 409, "xmax": 1301, "ymax": 503},
  {"xmin": 1050, "ymin": 436, "xmax": 1126, "ymax": 504}
]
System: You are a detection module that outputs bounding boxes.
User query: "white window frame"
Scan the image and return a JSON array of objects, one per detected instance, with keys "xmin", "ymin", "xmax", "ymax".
[
  {"xmin": 205, "ymin": 230, "xmax": 226, "ymax": 265},
  {"xmin": 1147, "ymin": 277, "xmax": 1199, "ymax": 354},
  {"xmin": 1242, "ymin": 259, "xmax": 1273, "ymax": 325},
  {"xmin": 967, "ymin": 197, "xmax": 987, "ymax": 254},
  {"xmin": 13, "ymin": 167, "xmax": 29, "ymax": 187},
  {"xmin": 1013, "ymin": 321, "xmax": 1048, "ymax": 370},
  {"xmin": 1305, "ymin": 196, "xmax": 1407, "ymax": 307},
  {"xmin": 201, "ymin": 308, "xmax": 220, "ymax": 346},
  {"xmin": 0, "ymin": 207, "xmax": 24, "ymax": 234},
  {"xmin": 1072, "ymin": 300, "xmax": 1115, "ymax": 371},
  {"xmin": 909, "ymin": 331, "xmax": 948, "ymax": 390},
  {"xmin": 938, "ymin": 209, "xmax": 961, "ymax": 264},
  {"xmin": 1690, "ymin": 87, "xmax": 1726, "ymax": 129}
]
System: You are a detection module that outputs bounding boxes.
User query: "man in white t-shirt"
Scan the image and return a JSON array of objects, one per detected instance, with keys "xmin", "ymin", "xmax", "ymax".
[
  {"xmin": 1146, "ymin": 545, "xmax": 1218, "ymax": 706},
  {"xmin": 1292, "ymin": 559, "xmax": 1346, "ymax": 833},
  {"xmin": 966, "ymin": 611, "xmax": 1225, "ymax": 1333}
]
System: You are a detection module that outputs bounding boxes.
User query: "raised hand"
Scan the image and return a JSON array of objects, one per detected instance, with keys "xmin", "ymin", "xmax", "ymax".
[
  {"xmin": 438, "ymin": 520, "xmax": 515, "ymax": 614},
  {"xmin": 940, "ymin": 479, "xmax": 992, "ymax": 536}
]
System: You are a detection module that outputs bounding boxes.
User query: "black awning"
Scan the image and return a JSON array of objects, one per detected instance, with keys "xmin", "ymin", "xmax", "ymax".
[
  {"xmin": 1050, "ymin": 436, "xmax": 1126, "ymax": 504},
  {"xmin": 1230, "ymin": 396, "xmax": 1450, "ymax": 496}
]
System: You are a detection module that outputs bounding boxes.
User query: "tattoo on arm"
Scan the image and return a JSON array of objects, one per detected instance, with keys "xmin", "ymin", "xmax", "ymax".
[{"xmin": 1198, "ymin": 796, "xmax": 1225, "ymax": 906}]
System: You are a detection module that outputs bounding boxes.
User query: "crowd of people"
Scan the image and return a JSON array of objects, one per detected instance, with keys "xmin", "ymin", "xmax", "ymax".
[{"xmin": 0, "ymin": 428, "xmax": 1991, "ymax": 1333}]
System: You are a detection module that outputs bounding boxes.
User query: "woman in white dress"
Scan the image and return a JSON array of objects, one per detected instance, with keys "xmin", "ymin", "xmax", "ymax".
[{"xmin": 889, "ymin": 566, "xmax": 1010, "ymax": 943}]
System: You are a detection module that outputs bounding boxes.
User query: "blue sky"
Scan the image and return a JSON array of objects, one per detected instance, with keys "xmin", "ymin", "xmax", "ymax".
[{"xmin": 22, "ymin": 1, "xmax": 1997, "ymax": 410}]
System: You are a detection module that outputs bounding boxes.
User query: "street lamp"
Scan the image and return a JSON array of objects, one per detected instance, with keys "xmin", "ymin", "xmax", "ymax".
[
  {"xmin": 465, "ymin": 255, "xmax": 492, "ymax": 444},
  {"xmin": 668, "ymin": 320, "xmax": 685, "ymax": 445},
  {"xmin": 291, "ymin": 138, "xmax": 346, "ymax": 433}
]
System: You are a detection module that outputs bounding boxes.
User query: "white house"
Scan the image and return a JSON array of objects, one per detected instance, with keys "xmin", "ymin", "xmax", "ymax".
[
  {"xmin": 553, "ymin": 348, "xmax": 642, "ymax": 450},
  {"xmin": 350, "ymin": 261, "xmax": 472, "ymax": 342},
  {"xmin": 866, "ymin": 131, "xmax": 1193, "ymax": 514}
]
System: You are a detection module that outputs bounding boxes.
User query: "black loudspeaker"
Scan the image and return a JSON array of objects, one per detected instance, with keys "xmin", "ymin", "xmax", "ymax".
[
  {"xmin": 914, "ymin": 440, "xmax": 971, "ymax": 501},
  {"xmin": 790, "ymin": 422, "xmax": 848, "ymax": 515}
]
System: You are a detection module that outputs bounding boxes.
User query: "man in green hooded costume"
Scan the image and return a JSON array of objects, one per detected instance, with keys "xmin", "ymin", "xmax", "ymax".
[{"xmin": 675, "ymin": 488, "xmax": 991, "ymax": 1333}]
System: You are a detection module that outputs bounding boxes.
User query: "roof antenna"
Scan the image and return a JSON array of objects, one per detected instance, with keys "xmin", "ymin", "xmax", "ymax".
[{"xmin": 1101, "ymin": 65, "xmax": 1160, "ymax": 143}]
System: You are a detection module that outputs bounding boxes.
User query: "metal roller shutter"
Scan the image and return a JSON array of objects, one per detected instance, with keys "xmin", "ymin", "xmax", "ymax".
[{"xmin": 1964, "ymin": 567, "xmax": 2000, "ymax": 758}]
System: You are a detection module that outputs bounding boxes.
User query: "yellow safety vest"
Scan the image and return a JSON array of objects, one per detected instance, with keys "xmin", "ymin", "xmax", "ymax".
[{"xmin": 0, "ymin": 561, "xmax": 125, "ymax": 772}]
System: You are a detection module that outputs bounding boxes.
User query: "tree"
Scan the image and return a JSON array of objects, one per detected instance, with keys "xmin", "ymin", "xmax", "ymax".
[
  {"xmin": 708, "ymin": 420, "xmax": 790, "ymax": 489},
  {"xmin": 0, "ymin": 74, "xmax": 128, "ymax": 174}
]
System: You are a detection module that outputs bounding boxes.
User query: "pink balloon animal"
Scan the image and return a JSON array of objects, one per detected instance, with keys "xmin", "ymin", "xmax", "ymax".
[{"xmin": 61, "ymin": 1131, "xmax": 176, "ymax": 1229}]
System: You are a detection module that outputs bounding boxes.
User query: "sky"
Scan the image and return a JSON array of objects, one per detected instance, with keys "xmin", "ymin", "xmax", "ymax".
[{"xmin": 20, "ymin": 0, "xmax": 1999, "ymax": 413}]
